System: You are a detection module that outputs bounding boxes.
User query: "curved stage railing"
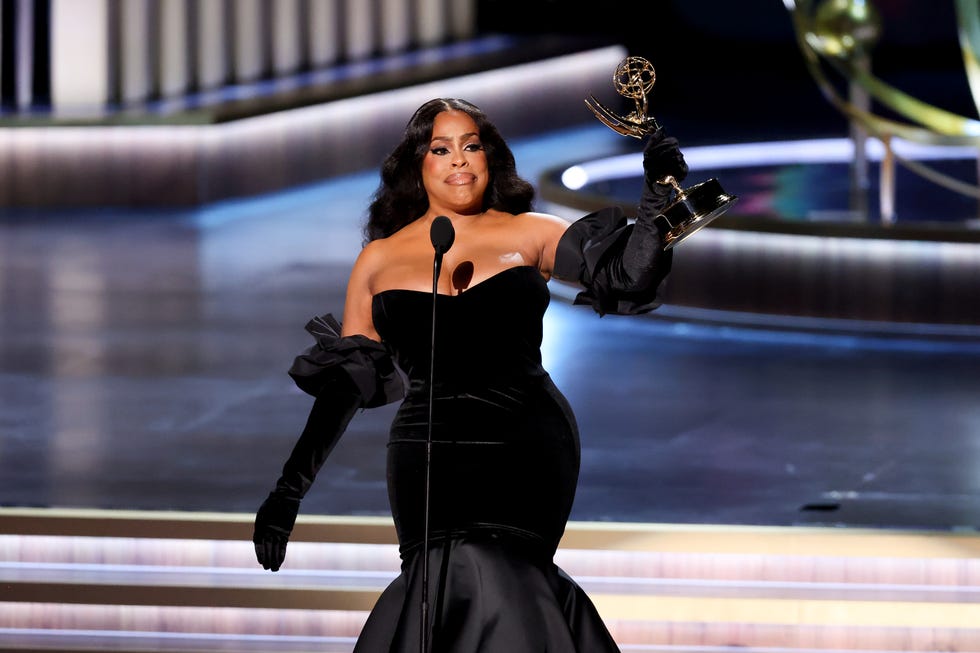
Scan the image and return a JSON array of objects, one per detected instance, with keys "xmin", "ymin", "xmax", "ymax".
[{"xmin": 539, "ymin": 137, "xmax": 980, "ymax": 335}]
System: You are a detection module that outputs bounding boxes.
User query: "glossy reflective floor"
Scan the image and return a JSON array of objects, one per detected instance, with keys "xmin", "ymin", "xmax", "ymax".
[{"xmin": 2, "ymin": 123, "xmax": 980, "ymax": 534}]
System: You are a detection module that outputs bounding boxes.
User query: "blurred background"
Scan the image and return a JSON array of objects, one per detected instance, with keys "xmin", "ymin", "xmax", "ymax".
[{"xmin": 2, "ymin": 1, "xmax": 980, "ymax": 651}]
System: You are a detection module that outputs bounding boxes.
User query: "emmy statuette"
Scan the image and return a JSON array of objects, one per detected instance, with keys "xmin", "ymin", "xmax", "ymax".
[{"xmin": 585, "ymin": 56, "xmax": 738, "ymax": 250}]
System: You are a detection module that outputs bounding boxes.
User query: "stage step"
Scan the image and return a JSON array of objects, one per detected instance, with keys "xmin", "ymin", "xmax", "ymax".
[{"xmin": 1, "ymin": 508, "xmax": 979, "ymax": 652}]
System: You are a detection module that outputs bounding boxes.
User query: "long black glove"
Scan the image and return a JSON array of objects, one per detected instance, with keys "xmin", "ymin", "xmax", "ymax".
[
  {"xmin": 553, "ymin": 129, "xmax": 688, "ymax": 315},
  {"xmin": 253, "ymin": 375, "xmax": 362, "ymax": 572},
  {"xmin": 253, "ymin": 314, "xmax": 404, "ymax": 572}
]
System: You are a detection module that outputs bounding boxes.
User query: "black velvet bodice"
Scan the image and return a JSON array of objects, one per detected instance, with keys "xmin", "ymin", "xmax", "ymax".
[
  {"xmin": 370, "ymin": 264, "xmax": 579, "ymax": 556},
  {"xmin": 372, "ymin": 264, "xmax": 549, "ymax": 389}
]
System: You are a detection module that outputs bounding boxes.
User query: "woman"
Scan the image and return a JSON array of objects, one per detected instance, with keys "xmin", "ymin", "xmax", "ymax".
[{"xmin": 254, "ymin": 98, "xmax": 688, "ymax": 651}]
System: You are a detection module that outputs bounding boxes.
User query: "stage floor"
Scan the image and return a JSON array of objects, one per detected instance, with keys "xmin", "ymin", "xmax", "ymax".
[{"xmin": 1, "ymin": 123, "xmax": 979, "ymax": 533}]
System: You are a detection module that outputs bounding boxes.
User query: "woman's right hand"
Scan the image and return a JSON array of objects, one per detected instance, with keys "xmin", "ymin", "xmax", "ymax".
[{"xmin": 253, "ymin": 492, "xmax": 299, "ymax": 571}]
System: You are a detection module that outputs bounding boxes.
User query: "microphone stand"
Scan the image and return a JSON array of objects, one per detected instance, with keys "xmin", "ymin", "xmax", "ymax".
[
  {"xmin": 420, "ymin": 248, "xmax": 441, "ymax": 653},
  {"xmin": 421, "ymin": 216, "xmax": 453, "ymax": 653}
]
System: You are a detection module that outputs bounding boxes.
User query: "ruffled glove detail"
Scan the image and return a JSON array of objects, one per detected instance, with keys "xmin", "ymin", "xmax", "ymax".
[
  {"xmin": 288, "ymin": 313, "xmax": 404, "ymax": 408},
  {"xmin": 553, "ymin": 206, "xmax": 672, "ymax": 316}
]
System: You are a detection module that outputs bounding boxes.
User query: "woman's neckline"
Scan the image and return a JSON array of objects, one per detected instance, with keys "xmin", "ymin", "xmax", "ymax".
[{"xmin": 372, "ymin": 264, "xmax": 539, "ymax": 299}]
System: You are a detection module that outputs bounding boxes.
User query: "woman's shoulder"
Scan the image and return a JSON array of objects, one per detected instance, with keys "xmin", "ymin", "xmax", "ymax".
[
  {"xmin": 491, "ymin": 209, "xmax": 570, "ymax": 230},
  {"xmin": 359, "ymin": 221, "xmax": 419, "ymax": 253},
  {"xmin": 485, "ymin": 211, "xmax": 571, "ymax": 277},
  {"xmin": 353, "ymin": 220, "xmax": 427, "ymax": 272},
  {"xmin": 352, "ymin": 236, "xmax": 395, "ymax": 277},
  {"xmin": 356, "ymin": 237, "xmax": 387, "ymax": 261},
  {"xmin": 511, "ymin": 211, "xmax": 572, "ymax": 242}
]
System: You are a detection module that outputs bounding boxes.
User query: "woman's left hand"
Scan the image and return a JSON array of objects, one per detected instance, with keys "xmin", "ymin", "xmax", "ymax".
[{"xmin": 643, "ymin": 130, "xmax": 688, "ymax": 185}]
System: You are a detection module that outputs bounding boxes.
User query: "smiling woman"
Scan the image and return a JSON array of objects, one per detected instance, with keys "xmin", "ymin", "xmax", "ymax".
[
  {"xmin": 421, "ymin": 110, "xmax": 490, "ymax": 213},
  {"xmin": 251, "ymin": 96, "xmax": 690, "ymax": 651}
]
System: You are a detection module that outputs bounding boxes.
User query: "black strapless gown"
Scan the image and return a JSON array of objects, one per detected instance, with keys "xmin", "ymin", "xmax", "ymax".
[{"xmin": 353, "ymin": 265, "xmax": 620, "ymax": 652}]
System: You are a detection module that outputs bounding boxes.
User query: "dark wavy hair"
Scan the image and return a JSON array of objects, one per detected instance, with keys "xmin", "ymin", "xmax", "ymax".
[{"xmin": 364, "ymin": 98, "xmax": 535, "ymax": 243}]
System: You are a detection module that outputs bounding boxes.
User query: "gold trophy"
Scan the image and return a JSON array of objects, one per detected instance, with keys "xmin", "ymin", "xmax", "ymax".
[{"xmin": 586, "ymin": 56, "xmax": 738, "ymax": 250}]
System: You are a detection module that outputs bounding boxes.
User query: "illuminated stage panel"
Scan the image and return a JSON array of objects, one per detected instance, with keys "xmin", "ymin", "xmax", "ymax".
[
  {"xmin": 0, "ymin": 40, "xmax": 626, "ymax": 208},
  {"xmin": 2, "ymin": 514, "xmax": 979, "ymax": 652}
]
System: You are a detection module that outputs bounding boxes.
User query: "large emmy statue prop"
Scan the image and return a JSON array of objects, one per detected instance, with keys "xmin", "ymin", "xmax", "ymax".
[{"xmin": 586, "ymin": 56, "xmax": 738, "ymax": 249}]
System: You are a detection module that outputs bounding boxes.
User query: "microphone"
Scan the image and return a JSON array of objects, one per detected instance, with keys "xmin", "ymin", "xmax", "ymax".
[
  {"xmin": 422, "ymin": 215, "xmax": 454, "ymax": 653},
  {"xmin": 430, "ymin": 215, "xmax": 455, "ymax": 257}
]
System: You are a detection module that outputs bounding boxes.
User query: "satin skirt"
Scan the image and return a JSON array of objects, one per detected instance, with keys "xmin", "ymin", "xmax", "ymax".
[{"xmin": 352, "ymin": 532, "xmax": 621, "ymax": 652}]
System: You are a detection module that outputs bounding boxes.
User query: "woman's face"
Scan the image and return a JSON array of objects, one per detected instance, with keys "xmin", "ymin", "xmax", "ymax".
[{"xmin": 421, "ymin": 110, "xmax": 489, "ymax": 215}]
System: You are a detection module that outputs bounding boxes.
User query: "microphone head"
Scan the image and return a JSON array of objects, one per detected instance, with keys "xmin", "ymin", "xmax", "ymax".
[{"xmin": 430, "ymin": 215, "xmax": 455, "ymax": 255}]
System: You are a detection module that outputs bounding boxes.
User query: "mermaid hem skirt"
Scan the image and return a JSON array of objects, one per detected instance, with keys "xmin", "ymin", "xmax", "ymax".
[{"xmin": 352, "ymin": 533, "xmax": 621, "ymax": 652}]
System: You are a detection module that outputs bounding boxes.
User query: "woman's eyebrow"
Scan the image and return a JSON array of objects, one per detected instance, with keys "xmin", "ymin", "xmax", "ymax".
[{"xmin": 430, "ymin": 132, "xmax": 479, "ymax": 142}]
